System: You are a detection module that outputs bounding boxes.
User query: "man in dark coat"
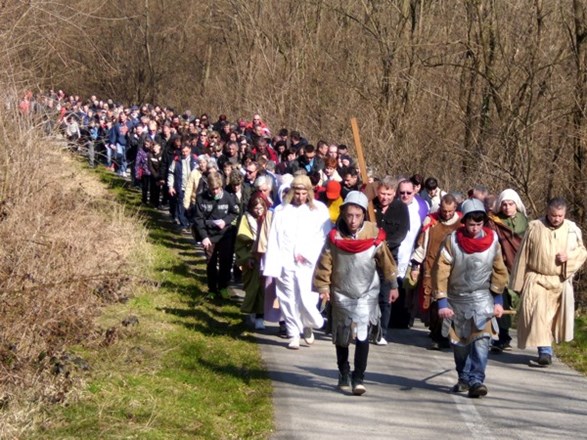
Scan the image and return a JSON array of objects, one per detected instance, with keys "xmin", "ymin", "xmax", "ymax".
[
  {"xmin": 372, "ymin": 176, "xmax": 409, "ymax": 344},
  {"xmin": 194, "ymin": 173, "xmax": 240, "ymax": 300}
]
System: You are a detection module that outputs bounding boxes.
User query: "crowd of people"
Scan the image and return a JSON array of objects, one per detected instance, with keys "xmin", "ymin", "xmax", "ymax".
[{"xmin": 25, "ymin": 90, "xmax": 587, "ymax": 398}]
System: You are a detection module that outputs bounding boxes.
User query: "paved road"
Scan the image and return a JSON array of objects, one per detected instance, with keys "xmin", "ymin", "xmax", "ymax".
[
  {"xmin": 247, "ymin": 310, "xmax": 587, "ymax": 440},
  {"xmin": 186, "ymin": 219, "xmax": 585, "ymax": 440}
]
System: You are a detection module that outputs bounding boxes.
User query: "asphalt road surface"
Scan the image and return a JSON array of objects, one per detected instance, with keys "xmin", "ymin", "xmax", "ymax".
[{"xmin": 251, "ymin": 318, "xmax": 586, "ymax": 440}]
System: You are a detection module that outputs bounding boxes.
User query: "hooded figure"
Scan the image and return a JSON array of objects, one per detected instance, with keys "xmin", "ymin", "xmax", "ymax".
[{"xmin": 486, "ymin": 188, "xmax": 529, "ymax": 352}]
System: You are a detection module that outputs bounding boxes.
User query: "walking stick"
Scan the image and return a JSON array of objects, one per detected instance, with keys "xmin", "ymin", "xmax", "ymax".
[
  {"xmin": 447, "ymin": 310, "xmax": 517, "ymax": 343},
  {"xmin": 350, "ymin": 118, "xmax": 375, "ymax": 222}
]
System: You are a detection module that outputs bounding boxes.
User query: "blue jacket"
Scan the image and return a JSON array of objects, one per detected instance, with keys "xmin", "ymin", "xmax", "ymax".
[
  {"xmin": 170, "ymin": 155, "xmax": 197, "ymax": 194},
  {"xmin": 108, "ymin": 122, "xmax": 129, "ymax": 147}
]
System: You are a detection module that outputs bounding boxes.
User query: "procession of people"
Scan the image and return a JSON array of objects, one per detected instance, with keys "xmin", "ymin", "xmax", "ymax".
[{"xmin": 32, "ymin": 91, "xmax": 587, "ymax": 398}]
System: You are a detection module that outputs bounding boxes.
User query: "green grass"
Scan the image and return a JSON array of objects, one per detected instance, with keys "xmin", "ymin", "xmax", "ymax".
[
  {"xmin": 31, "ymin": 165, "xmax": 272, "ymax": 439},
  {"xmin": 556, "ymin": 314, "xmax": 587, "ymax": 375}
]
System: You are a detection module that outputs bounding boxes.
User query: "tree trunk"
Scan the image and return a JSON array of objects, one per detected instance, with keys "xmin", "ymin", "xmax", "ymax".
[{"xmin": 572, "ymin": 0, "xmax": 587, "ymax": 224}]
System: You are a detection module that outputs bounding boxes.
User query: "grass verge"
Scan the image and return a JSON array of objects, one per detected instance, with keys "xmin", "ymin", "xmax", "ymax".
[
  {"xmin": 30, "ymin": 164, "xmax": 273, "ymax": 439},
  {"xmin": 556, "ymin": 314, "xmax": 587, "ymax": 375}
]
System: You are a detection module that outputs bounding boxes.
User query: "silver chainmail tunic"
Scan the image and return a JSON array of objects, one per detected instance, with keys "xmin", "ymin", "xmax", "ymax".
[
  {"xmin": 441, "ymin": 231, "xmax": 500, "ymax": 345},
  {"xmin": 330, "ymin": 243, "xmax": 382, "ymax": 346}
]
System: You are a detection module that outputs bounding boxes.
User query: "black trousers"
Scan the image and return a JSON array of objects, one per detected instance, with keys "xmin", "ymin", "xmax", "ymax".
[
  {"xmin": 140, "ymin": 175, "xmax": 150, "ymax": 204},
  {"xmin": 336, "ymin": 337, "xmax": 370, "ymax": 380},
  {"xmin": 205, "ymin": 234, "xmax": 233, "ymax": 293},
  {"xmin": 390, "ymin": 277, "xmax": 411, "ymax": 328},
  {"xmin": 149, "ymin": 177, "xmax": 161, "ymax": 207}
]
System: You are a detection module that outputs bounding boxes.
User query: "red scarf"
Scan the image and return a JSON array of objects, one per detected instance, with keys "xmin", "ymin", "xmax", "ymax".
[
  {"xmin": 421, "ymin": 212, "xmax": 440, "ymax": 233},
  {"xmin": 329, "ymin": 227, "xmax": 386, "ymax": 254},
  {"xmin": 456, "ymin": 226, "xmax": 494, "ymax": 254}
]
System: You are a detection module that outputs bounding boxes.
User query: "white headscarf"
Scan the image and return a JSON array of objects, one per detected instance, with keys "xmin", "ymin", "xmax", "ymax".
[
  {"xmin": 497, "ymin": 189, "xmax": 527, "ymax": 216},
  {"xmin": 278, "ymin": 173, "xmax": 294, "ymax": 188},
  {"xmin": 277, "ymin": 182, "xmax": 291, "ymax": 205}
]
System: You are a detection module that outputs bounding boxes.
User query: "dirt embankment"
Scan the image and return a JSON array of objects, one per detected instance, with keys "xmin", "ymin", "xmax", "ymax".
[{"xmin": 0, "ymin": 112, "xmax": 149, "ymax": 436}]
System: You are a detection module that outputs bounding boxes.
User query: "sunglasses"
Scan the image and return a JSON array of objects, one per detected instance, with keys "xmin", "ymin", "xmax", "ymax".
[{"xmin": 399, "ymin": 191, "xmax": 413, "ymax": 195}]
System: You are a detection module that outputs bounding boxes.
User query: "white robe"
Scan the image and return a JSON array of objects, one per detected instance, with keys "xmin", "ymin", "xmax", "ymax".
[{"xmin": 263, "ymin": 201, "xmax": 332, "ymax": 336}]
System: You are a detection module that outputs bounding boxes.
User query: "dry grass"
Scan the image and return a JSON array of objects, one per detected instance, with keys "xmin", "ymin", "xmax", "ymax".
[{"xmin": 0, "ymin": 109, "xmax": 149, "ymax": 437}]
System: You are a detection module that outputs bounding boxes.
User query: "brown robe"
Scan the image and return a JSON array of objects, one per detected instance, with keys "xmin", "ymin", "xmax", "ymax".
[{"xmin": 487, "ymin": 213, "xmax": 525, "ymax": 273}]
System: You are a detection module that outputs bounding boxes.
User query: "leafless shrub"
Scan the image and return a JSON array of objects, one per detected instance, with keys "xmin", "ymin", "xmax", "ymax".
[
  {"xmin": 0, "ymin": 103, "xmax": 149, "ymax": 435},
  {"xmin": 0, "ymin": 3, "xmax": 586, "ymax": 296}
]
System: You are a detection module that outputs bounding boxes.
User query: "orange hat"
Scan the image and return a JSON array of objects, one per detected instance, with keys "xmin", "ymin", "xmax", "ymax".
[{"xmin": 325, "ymin": 180, "xmax": 342, "ymax": 200}]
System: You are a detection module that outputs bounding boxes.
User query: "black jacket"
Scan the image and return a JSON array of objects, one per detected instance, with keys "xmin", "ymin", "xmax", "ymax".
[
  {"xmin": 373, "ymin": 197, "xmax": 410, "ymax": 263},
  {"xmin": 194, "ymin": 190, "xmax": 240, "ymax": 243}
]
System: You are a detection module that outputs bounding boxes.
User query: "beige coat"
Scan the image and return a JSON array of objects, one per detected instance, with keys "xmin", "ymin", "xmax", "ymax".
[
  {"xmin": 510, "ymin": 218, "xmax": 587, "ymax": 348},
  {"xmin": 235, "ymin": 211, "xmax": 273, "ymax": 315},
  {"xmin": 183, "ymin": 169, "xmax": 203, "ymax": 210}
]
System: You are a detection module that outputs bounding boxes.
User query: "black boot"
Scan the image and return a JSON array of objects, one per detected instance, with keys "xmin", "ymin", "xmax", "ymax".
[{"xmin": 336, "ymin": 347, "xmax": 351, "ymax": 391}]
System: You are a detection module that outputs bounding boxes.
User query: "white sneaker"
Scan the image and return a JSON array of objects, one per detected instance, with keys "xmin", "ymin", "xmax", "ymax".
[
  {"xmin": 352, "ymin": 382, "xmax": 367, "ymax": 396},
  {"xmin": 254, "ymin": 318, "xmax": 265, "ymax": 330},
  {"xmin": 288, "ymin": 337, "xmax": 300, "ymax": 350},
  {"xmin": 303, "ymin": 327, "xmax": 314, "ymax": 345},
  {"xmin": 375, "ymin": 337, "xmax": 388, "ymax": 346}
]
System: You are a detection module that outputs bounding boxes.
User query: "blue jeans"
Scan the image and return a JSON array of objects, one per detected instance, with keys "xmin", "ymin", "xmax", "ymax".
[
  {"xmin": 174, "ymin": 190, "xmax": 189, "ymax": 227},
  {"xmin": 453, "ymin": 336, "xmax": 490, "ymax": 386},
  {"xmin": 115, "ymin": 143, "xmax": 127, "ymax": 175},
  {"xmin": 106, "ymin": 145, "xmax": 113, "ymax": 167},
  {"xmin": 538, "ymin": 346, "xmax": 553, "ymax": 356},
  {"xmin": 378, "ymin": 278, "xmax": 392, "ymax": 339},
  {"xmin": 85, "ymin": 140, "xmax": 95, "ymax": 167}
]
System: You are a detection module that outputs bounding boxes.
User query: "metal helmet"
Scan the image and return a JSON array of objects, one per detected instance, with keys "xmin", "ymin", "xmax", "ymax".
[
  {"xmin": 460, "ymin": 198, "xmax": 486, "ymax": 221},
  {"xmin": 341, "ymin": 191, "xmax": 369, "ymax": 211}
]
